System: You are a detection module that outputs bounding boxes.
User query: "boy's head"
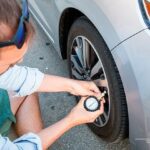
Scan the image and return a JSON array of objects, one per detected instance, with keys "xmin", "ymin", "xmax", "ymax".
[{"xmin": 0, "ymin": 0, "xmax": 34, "ymax": 73}]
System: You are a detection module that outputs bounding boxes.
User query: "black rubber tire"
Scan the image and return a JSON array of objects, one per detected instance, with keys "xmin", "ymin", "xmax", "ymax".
[{"xmin": 67, "ymin": 16, "xmax": 129, "ymax": 143}]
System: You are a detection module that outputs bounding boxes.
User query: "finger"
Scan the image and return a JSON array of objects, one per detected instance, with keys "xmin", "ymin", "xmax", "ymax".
[
  {"xmin": 99, "ymin": 101, "xmax": 104, "ymax": 112},
  {"xmin": 91, "ymin": 81, "xmax": 99, "ymax": 90},
  {"xmin": 90, "ymin": 82, "xmax": 101, "ymax": 94},
  {"xmin": 81, "ymin": 89, "xmax": 97, "ymax": 97},
  {"xmin": 94, "ymin": 100, "xmax": 104, "ymax": 114},
  {"xmin": 83, "ymin": 89, "xmax": 99, "ymax": 97},
  {"xmin": 87, "ymin": 90, "xmax": 97, "ymax": 96},
  {"xmin": 78, "ymin": 96, "xmax": 88, "ymax": 104},
  {"xmin": 101, "ymin": 99, "xmax": 106, "ymax": 103},
  {"xmin": 97, "ymin": 97, "xmax": 105, "ymax": 103}
]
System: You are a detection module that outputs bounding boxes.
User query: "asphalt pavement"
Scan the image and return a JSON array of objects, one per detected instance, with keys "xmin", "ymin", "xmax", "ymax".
[{"xmin": 19, "ymin": 21, "xmax": 130, "ymax": 150}]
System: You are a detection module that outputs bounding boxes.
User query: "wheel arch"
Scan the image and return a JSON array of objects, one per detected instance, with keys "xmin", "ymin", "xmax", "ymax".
[
  {"xmin": 59, "ymin": 8, "xmax": 84, "ymax": 59},
  {"xmin": 59, "ymin": 8, "xmax": 110, "ymax": 60},
  {"xmin": 58, "ymin": 3, "xmax": 121, "ymax": 60}
]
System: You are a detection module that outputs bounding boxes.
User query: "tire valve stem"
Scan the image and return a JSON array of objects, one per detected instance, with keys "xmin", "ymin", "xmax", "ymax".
[{"xmin": 97, "ymin": 91, "xmax": 107, "ymax": 101}]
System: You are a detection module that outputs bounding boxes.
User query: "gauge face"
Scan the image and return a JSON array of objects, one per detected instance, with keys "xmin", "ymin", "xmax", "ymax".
[{"xmin": 84, "ymin": 97, "xmax": 100, "ymax": 111}]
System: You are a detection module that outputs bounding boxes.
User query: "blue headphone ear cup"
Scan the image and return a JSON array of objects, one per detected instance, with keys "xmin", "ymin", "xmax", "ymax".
[{"xmin": 13, "ymin": 19, "xmax": 26, "ymax": 49}]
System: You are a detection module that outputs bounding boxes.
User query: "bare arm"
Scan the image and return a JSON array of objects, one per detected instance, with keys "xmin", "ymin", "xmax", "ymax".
[
  {"xmin": 0, "ymin": 65, "xmax": 100, "ymax": 97},
  {"xmin": 37, "ymin": 75, "xmax": 73, "ymax": 93},
  {"xmin": 38, "ymin": 117, "xmax": 74, "ymax": 149},
  {"xmin": 37, "ymin": 74, "xmax": 100, "ymax": 97},
  {"xmin": 38, "ymin": 97, "xmax": 105, "ymax": 149}
]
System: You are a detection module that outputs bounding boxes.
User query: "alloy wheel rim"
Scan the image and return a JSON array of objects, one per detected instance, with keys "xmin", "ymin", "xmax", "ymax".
[{"xmin": 70, "ymin": 36, "xmax": 110, "ymax": 127}]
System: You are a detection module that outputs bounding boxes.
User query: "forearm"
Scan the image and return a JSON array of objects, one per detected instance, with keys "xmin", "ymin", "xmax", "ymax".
[
  {"xmin": 37, "ymin": 74, "xmax": 74, "ymax": 93},
  {"xmin": 38, "ymin": 117, "xmax": 75, "ymax": 149}
]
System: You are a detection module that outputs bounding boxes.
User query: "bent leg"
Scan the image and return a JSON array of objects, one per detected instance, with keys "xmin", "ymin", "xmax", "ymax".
[
  {"xmin": 9, "ymin": 93, "xmax": 27, "ymax": 115},
  {"xmin": 10, "ymin": 93, "xmax": 43, "ymax": 136}
]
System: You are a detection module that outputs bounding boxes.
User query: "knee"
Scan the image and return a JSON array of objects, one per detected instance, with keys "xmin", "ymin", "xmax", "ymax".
[
  {"xmin": 31, "ymin": 92, "xmax": 39, "ymax": 99},
  {"xmin": 9, "ymin": 92, "xmax": 27, "ymax": 115}
]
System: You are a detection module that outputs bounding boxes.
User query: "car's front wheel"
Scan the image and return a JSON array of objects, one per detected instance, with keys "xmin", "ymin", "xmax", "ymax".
[{"xmin": 67, "ymin": 17, "xmax": 128, "ymax": 142}]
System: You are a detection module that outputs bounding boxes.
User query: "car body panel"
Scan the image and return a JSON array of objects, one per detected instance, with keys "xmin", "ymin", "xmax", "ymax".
[
  {"xmin": 112, "ymin": 28, "xmax": 150, "ymax": 149},
  {"xmin": 29, "ymin": 0, "xmax": 147, "ymax": 57},
  {"xmin": 29, "ymin": 0, "xmax": 56, "ymax": 43}
]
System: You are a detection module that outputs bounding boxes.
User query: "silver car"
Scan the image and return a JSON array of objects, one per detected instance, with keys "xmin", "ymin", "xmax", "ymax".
[{"xmin": 29, "ymin": 0, "xmax": 150, "ymax": 149}]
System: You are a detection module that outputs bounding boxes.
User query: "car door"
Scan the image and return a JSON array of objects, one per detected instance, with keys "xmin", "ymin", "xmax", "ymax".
[{"xmin": 28, "ymin": 0, "xmax": 56, "ymax": 44}]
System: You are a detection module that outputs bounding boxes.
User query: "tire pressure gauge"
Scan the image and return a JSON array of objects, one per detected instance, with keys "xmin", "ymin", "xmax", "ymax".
[{"xmin": 84, "ymin": 91, "xmax": 106, "ymax": 112}]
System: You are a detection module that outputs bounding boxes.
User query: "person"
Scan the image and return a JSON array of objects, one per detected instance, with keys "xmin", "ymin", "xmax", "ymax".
[{"xmin": 0, "ymin": 0, "xmax": 105, "ymax": 149}]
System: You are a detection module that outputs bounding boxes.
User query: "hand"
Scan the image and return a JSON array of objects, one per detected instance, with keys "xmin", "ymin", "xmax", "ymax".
[
  {"xmin": 70, "ymin": 80, "xmax": 100, "ymax": 97},
  {"xmin": 67, "ymin": 97, "xmax": 105, "ymax": 126}
]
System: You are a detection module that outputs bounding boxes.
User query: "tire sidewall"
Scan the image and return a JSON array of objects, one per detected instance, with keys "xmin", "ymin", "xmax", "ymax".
[{"xmin": 67, "ymin": 17, "xmax": 128, "ymax": 142}]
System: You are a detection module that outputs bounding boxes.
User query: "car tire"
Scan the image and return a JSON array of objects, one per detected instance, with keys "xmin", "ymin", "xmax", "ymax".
[{"xmin": 67, "ymin": 16, "xmax": 128, "ymax": 143}]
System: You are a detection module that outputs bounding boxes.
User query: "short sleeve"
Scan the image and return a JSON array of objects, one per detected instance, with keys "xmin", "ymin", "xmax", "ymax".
[
  {"xmin": 0, "ymin": 133, "xmax": 42, "ymax": 150},
  {"xmin": 0, "ymin": 65, "xmax": 44, "ymax": 97}
]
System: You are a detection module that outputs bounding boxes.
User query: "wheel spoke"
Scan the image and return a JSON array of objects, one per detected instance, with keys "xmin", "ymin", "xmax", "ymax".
[
  {"xmin": 72, "ymin": 68, "xmax": 83, "ymax": 80},
  {"xmin": 75, "ymin": 37, "xmax": 82, "ymax": 48},
  {"xmin": 71, "ymin": 36, "xmax": 110, "ymax": 127},
  {"xmin": 94, "ymin": 79, "xmax": 108, "ymax": 87},
  {"xmin": 74, "ymin": 37, "xmax": 84, "ymax": 67},
  {"xmin": 73, "ymin": 46, "xmax": 83, "ymax": 67},
  {"xmin": 81, "ymin": 37, "xmax": 90, "ymax": 69},
  {"xmin": 90, "ymin": 60, "xmax": 102, "ymax": 78},
  {"xmin": 96, "ymin": 117, "xmax": 103, "ymax": 125},
  {"xmin": 71, "ymin": 55, "xmax": 84, "ymax": 74},
  {"xmin": 102, "ymin": 112, "xmax": 108, "ymax": 122}
]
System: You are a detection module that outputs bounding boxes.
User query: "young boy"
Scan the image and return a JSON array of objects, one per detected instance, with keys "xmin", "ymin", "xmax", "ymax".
[{"xmin": 0, "ymin": 0, "xmax": 105, "ymax": 149}]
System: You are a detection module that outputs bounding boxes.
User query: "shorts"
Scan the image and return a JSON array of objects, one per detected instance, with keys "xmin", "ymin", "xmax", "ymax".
[{"xmin": 0, "ymin": 89, "xmax": 16, "ymax": 136}]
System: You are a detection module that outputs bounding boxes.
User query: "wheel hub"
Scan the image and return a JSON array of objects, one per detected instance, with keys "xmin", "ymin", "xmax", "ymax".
[{"xmin": 70, "ymin": 36, "xmax": 111, "ymax": 127}]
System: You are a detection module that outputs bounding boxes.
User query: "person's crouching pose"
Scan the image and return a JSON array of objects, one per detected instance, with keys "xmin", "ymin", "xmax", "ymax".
[{"xmin": 0, "ymin": 0, "xmax": 105, "ymax": 149}]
